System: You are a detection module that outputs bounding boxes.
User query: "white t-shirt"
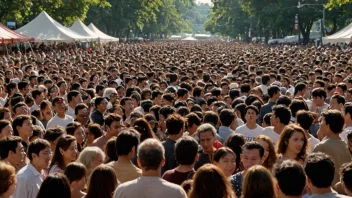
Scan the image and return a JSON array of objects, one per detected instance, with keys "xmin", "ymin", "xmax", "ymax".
[
  {"xmin": 256, "ymin": 85, "xmax": 268, "ymax": 95},
  {"xmin": 66, "ymin": 106, "xmax": 75, "ymax": 118},
  {"xmin": 29, "ymin": 103, "xmax": 40, "ymax": 113},
  {"xmin": 235, "ymin": 124, "xmax": 263, "ymax": 141},
  {"xmin": 340, "ymin": 126, "xmax": 352, "ymax": 143},
  {"xmin": 46, "ymin": 114, "xmax": 74, "ymax": 129},
  {"xmin": 261, "ymin": 126, "xmax": 280, "ymax": 144},
  {"xmin": 308, "ymin": 134, "xmax": 320, "ymax": 153}
]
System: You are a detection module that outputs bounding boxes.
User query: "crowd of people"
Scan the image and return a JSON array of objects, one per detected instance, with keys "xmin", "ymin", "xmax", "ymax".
[{"xmin": 0, "ymin": 41, "xmax": 351, "ymax": 198}]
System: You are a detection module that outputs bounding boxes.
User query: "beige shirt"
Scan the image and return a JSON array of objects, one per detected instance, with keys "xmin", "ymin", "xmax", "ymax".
[
  {"xmin": 92, "ymin": 135, "xmax": 108, "ymax": 151},
  {"xmin": 107, "ymin": 161, "xmax": 142, "ymax": 183}
]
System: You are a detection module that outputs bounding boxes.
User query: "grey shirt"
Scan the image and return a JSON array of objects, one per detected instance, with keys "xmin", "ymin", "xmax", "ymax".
[{"xmin": 309, "ymin": 191, "xmax": 350, "ymax": 198}]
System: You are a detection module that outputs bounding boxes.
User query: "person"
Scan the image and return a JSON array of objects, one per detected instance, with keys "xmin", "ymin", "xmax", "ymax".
[
  {"xmin": 104, "ymin": 137, "xmax": 118, "ymax": 163},
  {"xmin": 230, "ymin": 141, "xmax": 264, "ymax": 198},
  {"xmin": 262, "ymin": 105, "xmax": 291, "ymax": 143},
  {"xmin": 0, "ymin": 161, "xmax": 17, "ymax": 198},
  {"xmin": 0, "ymin": 136, "xmax": 26, "ymax": 171},
  {"xmin": 65, "ymin": 122, "xmax": 85, "ymax": 152},
  {"xmin": 39, "ymin": 100, "xmax": 53, "ymax": 128},
  {"xmin": 64, "ymin": 162, "xmax": 87, "ymax": 198},
  {"xmin": 311, "ymin": 88, "xmax": 329, "ymax": 115},
  {"xmin": 276, "ymin": 124, "xmax": 308, "ymax": 164},
  {"xmin": 107, "ymin": 129, "xmax": 142, "ymax": 183},
  {"xmin": 49, "ymin": 135, "xmax": 78, "ymax": 174},
  {"xmin": 67, "ymin": 91, "xmax": 83, "ymax": 117},
  {"xmin": 77, "ymin": 146, "xmax": 105, "ymax": 183},
  {"xmin": 92, "ymin": 114, "xmax": 123, "ymax": 151},
  {"xmin": 29, "ymin": 89, "xmax": 44, "ymax": 113},
  {"xmin": 218, "ymin": 109, "xmax": 236, "ymax": 141},
  {"xmin": 0, "ymin": 120, "xmax": 13, "ymax": 139},
  {"xmin": 254, "ymin": 135, "xmax": 277, "ymax": 171},
  {"xmin": 314, "ymin": 110, "xmax": 351, "ymax": 185},
  {"xmin": 43, "ymin": 126, "xmax": 65, "ymax": 152},
  {"xmin": 296, "ymin": 110, "xmax": 320, "ymax": 153},
  {"xmin": 259, "ymin": 85, "xmax": 281, "ymax": 124},
  {"xmin": 340, "ymin": 162, "xmax": 352, "ymax": 196},
  {"xmin": 162, "ymin": 114, "xmax": 185, "ymax": 174},
  {"xmin": 86, "ymin": 123, "xmax": 103, "ymax": 147},
  {"xmin": 329, "ymin": 94, "xmax": 345, "ymax": 111},
  {"xmin": 86, "ymin": 165, "xmax": 117, "ymax": 198},
  {"xmin": 188, "ymin": 164, "xmax": 235, "ymax": 198},
  {"xmin": 74, "ymin": 103, "xmax": 90, "ymax": 127},
  {"xmin": 273, "ymin": 160, "xmax": 306, "ymax": 198},
  {"xmin": 213, "ymin": 147, "xmax": 236, "ymax": 177},
  {"xmin": 162, "ymin": 136, "xmax": 198, "ymax": 185},
  {"xmin": 133, "ymin": 118, "xmax": 158, "ymax": 142},
  {"xmin": 36, "ymin": 172, "xmax": 71, "ymax": 198},
  {"xmin": 340, "ymin": 104, "xmax": 352, "ymax": 143},
  {"xmin": 235, "ymin": 105, "xmax": 263, "ymax": 141},
  {"xmin": 13, "ymin": 139, "xmax": 52, "ymax": 198},
  {"xmin": 114, "ymin": 139, "xmax": 187, "ymax": 198},
  {"xmin": 225, "ymin": 133, "xmax": 245, "ymax": 173},
  {"xmin": 305, "ymin": 152, "xmax": 349, "ymax": 198},
  {"xmin": 194, "ymin": 123, "xmax": 217, "ymax": 170},
  {"xmin": 12, "ymin": 115, "xmax": 33, "ymax": 145},
  {"xmin": 242, "ymin": 165, "xmax": 276, "ymax": 198},
  {"xmin": 46, "ymin": 97, "xmax": 74, "ymax": 129},
  {"xmin": 90, "ymin": 97, "xmax": 108, "ymax": 126}
]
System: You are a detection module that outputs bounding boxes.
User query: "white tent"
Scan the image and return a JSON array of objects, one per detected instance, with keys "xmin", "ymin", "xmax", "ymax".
[
  {"xmin": 70, "ymin": 19, "xmax": 98, "ymax": 41},
  {"xmin": 323, "ymin": 22, "xmax": 352, "ymax": 44},
  {"xmin": 16, "ymin": 11, "xmax": 93, "ymax": 42},
  {"xmin": 88, "ymin": 23, "xmax": 119, "ymax": 42},
  {"xmin": 182, "ymin": 37, "xmax": 197, "ymax": 41}
]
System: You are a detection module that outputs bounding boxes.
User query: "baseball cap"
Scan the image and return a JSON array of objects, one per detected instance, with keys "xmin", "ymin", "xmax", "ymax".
[{"xmin": 52, "ymin": 97, "xmax": 65, "ymax": 106}]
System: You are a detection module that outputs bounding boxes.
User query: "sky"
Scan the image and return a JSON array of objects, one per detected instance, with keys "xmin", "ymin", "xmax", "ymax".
[{"xmin": 196, "ymin": 0, "xmax": 211, "ymax": 4}]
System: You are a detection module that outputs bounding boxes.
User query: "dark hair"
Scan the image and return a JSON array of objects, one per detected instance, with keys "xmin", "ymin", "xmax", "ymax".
[
  {"xmin": 186, "ymin": 112, "xmax": 201, "ymax": 127},
  {"xmin": 294, "ymin": 83, "xmax": 307, "ymax": 96},
  {"xmin": 276, "ymin": 96, "xmax": 292, "ymax": 107},
  {"xmin": 321, "ymin": 110, "xmax": 344, "ymax": 134},
  {"xmin": 272, "ymin": 105, "xmax": 291, "ymax": 125},
  {"xmin": 213, "ymin": 147, "xmax": 236, "ymax": 163},
  {"xmin": 165, "ymin": 114, "xmax": 185, "ymax": 135},
  {"xmin": 312, "ymin": 88, "xmax": 327, "ymax": 99},
  {"xmin": 50, "ymin": 135, "xmax": 76, "ymax": 170},
  {"xmin": 296, "ymin": 110, "xmax": 314, "ymax": 130},
  {"xmin": 158, "ymin": 105, "xmax": 175, "ymax": 119},
  {"xmin": 263, "ymin": 113, "xmax": 272, "ymax": 126},
  {"xmin": 289, "ymin": 99, "xmax": 308, "ymax": 118},
  {"xmin": 0, "ymin": 136, "xmax": 22, "ymax": 159},
  {"xmin": 31, "ymin": 89, "xmax": 42, "ymax": 99},
  {"xmin": 17, "ymin": 81, "xmax": 29, "ymax": 91},
  {"xmin": 87, "ymin": 123, "xmax": 103, "ymax": 139},
  {"xmin": 261, "ymin": 74, "xmax": 270, "ymax": 85},
  {"xmin": 245, "ymin": 105, "xmax": 259, "ymax": 115},
  {"xmin": 85, "ymin": 165, "xmax": 117, "ymax": 198},
  {"xmin": 305, "ymin": 152, "xmax": 335, "ymax": 188},
  {"xmin": 242, "ymin": 141, "xmax": 264, "ymax": 158},
  {"xmin": 104, "ymin": 113, "xmax": 122, "ymax": 128},
  {"xmin": 94, "ymin": 97, "xmax": 106, "ymax": 108},
  {"xmin": 341, "ymin": 162, "xmax": 352, "ymax": 193},
  {"xmin": 104, "ymin": 137, "xmax": 118, "ymax": 163},
  {"xmin": 331, "ymin": 94, "xmax": 345, "ymax": 105},
  {"xmin": 27, "ymin": 138, "xmax": 51, "ymax": 161},
  {"xmin": 0, "ymin": 120, "xmax": 11, "ymax": 135},
  {"xmin": 67, "ymin": 90, "xmax": 80, "ymax": 103},
  {"xmin": 175, "ymin": 136, "xmax": 198, "ymax": 165},
  {"xmin": 44, "ymin": 127, "xmax": 65, "ymax": 142},
  {"xmin": 74, "ymin": 103, "xmax": 88, "ymax": 115},
  {"xmin": 133, "ymin": 118, "xmax": 157, "ymax": 142},
  {"xmin": 203, "ymin": 111, "xmax": 219, "ymax": 127},
  {"xmin": 64, "ymin": 162, "xmax": 87, "ymax": 183},
  {"xmin": 267, "ymin": 85, "xmax": 280, "ymax": 98},
  {"xmin": 36, "ymin": 173, "xmax": 71, "ymax": 198},
  {"xmin": 12, "ymin": 115, "xmax": 31, "ymax": 136},
  {"xmin": 115, "ymin": 129, "xmax": 140, "ymax": 156},
  {"xmin": 219, "ymin": 109, "xmax": 235, "ymax": 127},
  {"xmin": 0, "ymin": 108, "xmax": 10, "ymax": 120}
]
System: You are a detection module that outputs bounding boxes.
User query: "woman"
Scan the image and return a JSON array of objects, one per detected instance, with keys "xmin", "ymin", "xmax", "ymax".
[
  {"xmin": 66, "ymin": 122, "xmax": 85, "ymax": 152},
  {"xmin": 77, "ymin": 146, "xmax": 105, "ymax": 182},
  {"xmin": 0, "ymin": 120, "xmax": 13, "ymax": 139},
  {"xmin": 104, "ymin": 137, "xmax": 118, "ymax": 163},
  {"xmin": 86, "ymin": 123, "xmax": 103, "ymax": 147},
  {"xmin": 48, "ymin": 85, "xmax": 59, "ymax": 102},
  {"xmin": 36, "ymin": 173, "xmax": 71, "ymax": 198},
  {"xmin": 85, "ymin": 165, "xmax": 117, "ymax": 198},
  {"xmin": 188, "ymin": 164, "xmax": 234, "ymax": 198},
  {"xmin": 213, "ymin": 147, "xmax": 236, "ymax": 178},
  {"xmin": 64, "ymin": 162, "xmax": 87, "ymax": 198},
  {"xmin": 242, "ymin": 165, "xmax": 276, "ymax": 198},
  {"xmin": 133, "ymin": 118, "xmax": 158, "ymax": 142},
  {"xmin": 49, "ymin": 135, "xmax": 78, "ymax": 174},
  {"xmin": 40, "ymin": 100, "xmax": 53, "ymax": 128},
  {"xmin": 255, "ymin": 135, "xmax": 277, "ymax": 171},
  {"xmin": 276, "ymin": 124, "xmax": 308, "ymax": 164},
  {"xmin": 225, "ymin": 133, "xmax": 245, "ymax": 173},
  {"xmin": 0, "ymin": 162, "xmax": 16, "ymax": 198}
]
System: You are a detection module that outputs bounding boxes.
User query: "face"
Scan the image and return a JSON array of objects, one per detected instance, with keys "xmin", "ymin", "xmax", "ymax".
[
  {"xmin": 214, "ymin": 153, "xmax": 236, "ymax": 177},
  {"xmin": 312, "ymin": 96, "xmax": 324, "ymax": 106},
  {"xmin": 123, "ymin": 99, "xmax": 134, "ymax": 112},
  {"xmin": 76, "ymin": 108, "xmax": 89, "ymax": 124},
  {"xmin": 154, "ymin": 94, "xmax": 162, "ymax": 105},
  {"xmin": 11, "ymin": 142, "xmax": 26, "ymax": 165},
  {"xmin": 89, "ymin": 154, "xmax": 104, "ymax": 169},
  {"xmin": 161, "ymin": 98, "xmax": 172, "ymax": 106},
  {"xmin": 318, "ymin": 118, "xmax": 329, "ymax": 136},
  {"xmin": 74, "ymin": 127, "xmax": 85, "ymax": 144},
  {"xmin": 61, "ymin": 141, "xmax": 78, "ymax": 163},
  {"xmin": 18, "ymin": 119, "xmax": 34, "ymax": 138},
  {"xmin": 54, "ymin": 101, "xmax": 66, "ymax": 114},
  {"xmin": 329, "ymin": 98, "xmax": 341, "ymax": 111},
  {"xmin": 199, "ymin": 131, "xmax": 215, "ymax": 154},
  {"xmin": 43, "ymin": 105, "xmax": 53, "ymax": 119},
  {"xmin": 107, "ymin": 120, "xmax": 123, "ymax": 136},
  {"xmin": 74, "ymin": 94, "xmax": 83, "ymax": 104},
  {"xmin": 0, "ymin": 125, "xmax": 13, "ymax": 138},
  {"xmin": 15, "ymin": 105, "xmax": 29, "ymax": 116},
  {"xmin": 33, "ymin": 146, "xmax": 52, "ymax": 170},
  {"xmin": 257, "ymin": 139, "xmax": 269, "ymax": 162},
  {"xmin": 3, "ymin": 112, "xmax": 12, "ymax": 122},
  {"xmin": 245, "ymin": 109, "xmax": 258, "ymax": 123},
  {"xmin": 286, "ymin": 131, "xmax": 305, "ymax": 155},
  {"xmin": 242, "ymin": 148, "xmax": 262, "ymax": 170}
]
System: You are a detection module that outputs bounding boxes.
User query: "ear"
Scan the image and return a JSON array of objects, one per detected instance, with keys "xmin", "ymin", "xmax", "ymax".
[
  {"xmin": 59, "ymin": 148, "xmax": 64, "ymax": 155},
  {"xmin": 240, "ymin": 154, "xmax": 243, "ymax": 162},
  {"xmin": 194, "ymin": 153, "xmax": 199, "ymax": 162},
  {"xmin": 160, "ymin": 157, "xmax": 166, "ymax": 167},
  {"xmin": 137, "ymin": 157, "xmax": 142, "ymax": 168}
]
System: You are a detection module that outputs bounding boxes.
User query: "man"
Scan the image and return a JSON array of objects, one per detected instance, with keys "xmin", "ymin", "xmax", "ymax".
[
  {"xmin": 329, "ymin": 94, "xmax": 345, "ymax": 111},
  {"xmin": 74, "ymin": 103, "xmax": 90, "ymax": 127},
  {"xmin": 218, "ymin": 109, "xmax": 235, "ymax": 141},
  {"xmin": 93, "ymin": 113, "xmax": 123, "ymax": 150},
  {"xmin": 0, "ymin": 136, "xmax": 26, "ymax": 171},
  {"xmin": 293, "ymin": 83, "xmax": 307, "ymax": 98},
  {"xmin": 57, "ymin": 81, "xmax": 67, "ymax": 98},
  {"xmin": 259, "ymin": 85, "xmax": 281, "ymax": 124},
  {"xmin": 230, "ymin": 141, "xmax": 264, "ymax": 198},
  {"xmin": 311, "ymin": 88, "xmax": 329, "ymax": 115},
  {"xmin": 162, "ymin": 136, "xmax": 198, "ymax": 185},
  {"xmin": 13, "ymin": 115, "xmax": 34, "ymax": 145},
  {"xmin": 13, "ymin": 139, "xmax": 52, "ymax": 198},
  {"xmin": 262, "ymin": 105, "xmax": 291, "ymax": 143},
  {"xmin": 90, "ymin": 97, "xmax": 108, "ymax": 126},
  {"xmin": 235, "ymin": 105, "xmax": 263, "ymax": 141},
  {"xmin": 29, "ymin": 89, "xmax": 44, "ymax": 113},
  {"xmin": 120, "ymin": 97, "xmax": 134, "ymax": 121},
  {"xmin": 184, "ymin": 112, "xmax": 201, "ymax": 137},
  {"xmin": 67, "ymin": 90, "xmax": 83, "ymax": 117},
  {"xmin": 162, "ymin": 114, "xmax": 185, "ymax": 174},
  {"xmin": 176, "ymin": 88, "xmax": 189, "ymax": 101},
  {"xmin": 114, "ymin": 139, "xmax": 187, "ymax": 198},
  {"xmin": 256, "ymin": 74, "xmax": 270, "ymax": 95},
  {"xmin": 18, "ymin": 81, "xmax": 30, "ymax": 97},
  {"xmin": 341, "ymin": 104, "xmax": 352, "ymax": 143},
  {"xmin": 13, "ymin": 102, "xmax": 30, "ymax": 118},
  {"xmin": 46, "ymin": 97, "xmax": 74, "ymax": 129},
  {"xmin": 305, "ymin": 152, "xmax": 349, "ymax": 198},
  {"xmin": 194, "ymin": 123, "xmax": 217, "ymax": 170},
  {"xmin": 107, "ymin": 129, "xmax": 142, "ymax": 183},
  {"xmin": 296, "ymin": 110, "xmax": 320, "ymax": 152},
  {"xmin": 314, "ymin": 110, "xmax": 351, "ymax": 185},
  {"xmin": 273, "ymin": 160, "xmax": 306, "ymax": 198}
]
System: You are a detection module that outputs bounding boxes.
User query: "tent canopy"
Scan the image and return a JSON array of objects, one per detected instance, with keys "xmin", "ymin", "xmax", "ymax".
[
  {"xmin": 16, "ymin": 11, "xmax": 94, "ymax": 42},
  {"xmin": 0, "ymin": 23, "xmax": 34, "ymax": 44},
  {"xmin": 70, "ymin": 19, "xmax": 98, "ymax": 40},
  {"xmin": 182, "ymin": 36, "xmax": 197, "ymax": 41},
  {"xmin": 88, "ymin": 23, "xmax": 119, "ymax": 42},
  {"xmin": 323, "ymin": 22, "xmax": 352, "ymax": 44}
]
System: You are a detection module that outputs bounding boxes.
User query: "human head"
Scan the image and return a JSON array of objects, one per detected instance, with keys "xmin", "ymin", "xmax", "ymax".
[
  {"xmin": 65, "ymin": 122, "xmax": 85, "ymax": 147},
  {"xmin": 50, "ymin": 135, "xmax": 78, "ymax": 170},
  {"xmin": 319, "ymin": 110, "xmax": 344, "ymax": 135},
  {"xmin": 86, "ymin": 165, "xmax": 117, "ymax": 198},
  {"xmin": 268, "ymin": 85, "xmax": 281, "ymax": 99},
  {"xmin": 242, "ymin": 165, "xmax": 276, "ymax": 198},
  {"xmin": 305, "ymin": 152, "xmax": 335, "ymax": 189},
  {"xmin": 64, "ymin": 162, "xmax": 87, "ymax": 190},
  {"xmin": 67, "ymin": 90, "xmax": 82, "ymax": 106},
  {"xmin": 276, "ymin": 124, "xmax": 308, "ymax": 161},
  {"xmin": 175, "ymin": 136, "xmax": 198, "ymax": 166},
  {"xmin": 296, "ymin": 110, "xmax": 314, "ymax": 131},
  {"xmin": 271, "ymin": 105, "xmax": 291, "ymax": 127},
  {"xmin": 0, "ymin": 136, "xmax": 25, "ymax": 167},
  {"xmin": 289, "ymin": 99, "xmax": 308, "ymax": 118},
  {"xmin": 137, "ymin": 138, "xmax": 165, "ymax": 171},
  {"xmin": 330, "ymin": 94, "xmax": 345, "ymax": 111},
  {"xmin": 197, "ymin": 123, "xmax": 216, "ymax": 154},
  {"xmin": 12, "ymin": 115, "xmax": 33, "ymax": 139},
  {"xmin": 312, "ymin": 88, "xmax": 327, "ymax": 106},
  {"xmin": 0, "ymin": 162, "xmax": 16, "ymax": 197},
  {"xmin": 254, "ymin": 135, "xmax": 277, "ymax": 170},
  {"xmin": 77, "ymin": 146, "xmax": 105, "ymax": 172},
  {"xmin": 36, "ymin": 173, "xmax": 71, "ymax": 198},
  {"xmin": 241, "ymin": 141, "xmax": 264, "ymax": 170},
  {"xmin": 0, "ymin": 120, "xmax": 13, "ymax": 139},
  {"xmin": 245, "ymin": 105, "xmax": 259, "ymax": 124},
  {"xmin": 115, "ymin": 129, "xmax": 140, "ymax": 157},
  {"xmin": 44, "ymin": 126, "xmax": 65, "ymax": 152},
  {"xmin": 219, "ymin": 109, "xmax": 235, "ymax": 127},
  {"xmin": 340, "ymin": 162, "xmax": 352, "ymax": 196},
  {"xmin": 165, "ymin": 113, "xmax": 185, "ymax": 136},
  {"xmin": 27, "ymin": 138, "xmax": 51, "ymax": 170},
  {"xmin": 104, "ymin": 113, "xmax": 123, "ymax": 136},
  {"xmin": 213, "ymin": 147, "xmax": 236, "ymax": 177},
  {"xmin": 74, "ymin": 103, "xmax": 89, "ymax": 125}
]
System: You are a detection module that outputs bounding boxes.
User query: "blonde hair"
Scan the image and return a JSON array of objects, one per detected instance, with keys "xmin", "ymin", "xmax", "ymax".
[
  {"xmin": 0, "ymin": 162, "xmax": 16, "ymax": 195},
  {"xmin": 77, "ymin": 147, "xmax": 105, "ymax": 169}
]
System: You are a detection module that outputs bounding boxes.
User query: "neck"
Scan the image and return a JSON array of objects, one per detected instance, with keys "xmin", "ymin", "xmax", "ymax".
[
  {"xmin": 269, "ymin": 98, "xmax": 276, "ymax": 103},
  {"xmin": 346, "ymin": 121, "xmax": 352, "ymax": 128},
  {"xmin": 167, "ymin": 135, "xmax": 179, "ymax": 141},
  {"xmin": 310, "ymin": 187, "xmax": 333, "ymax": 195},
  {"xmin": 31, "ymin": 162, "xmax": 42, "ymax": 173},
  {"xmin": 326, "ymin": 132, "xmax": 341, "ymax": 139},
  {"xmin": 20, "ymin": 134, "xmax": 29, "ymax": 143},
  {"xmin": 125, "ymin": 111, "xmax": 131, "ymax": 117},
  {"xmin": 175, "ymin": 164, "xmax": 195, "ymax": 173},
  {"xmin": 105, "ymin": 132, "xmax": 113, "ymax": 140},
  {"xmin": 188, "ymin": 128, "xmax": 196, "ymax": 136},
  {"xmin": 274, "ymin": 124, "xmax": 285, "ymax": 135},
  {"xmin": 283, "ymin": 149, "xmax": 298, "ymax": 160},
  {"xmin": 69, "ymin": 103, "xmax": 75, "ymax": 109},
  {"xmin": 2, "ymin": 159, "xmax": 16, "ymax": 168},
  {"xmin": 142, "ymin": 169, "xmax": 161, "ymax": 177},
  {"xmin": 57, "ymin": 112, "xmax": 66, "ymax": 118},
  {"xmin": 246, "ymin": 122, "xmax": 257, "ymax": 129},
  {"xmin": 97, "ymin": 108, "xmax": 105, "ymax": 114},
  {"xmin": 35, "ymin": 100, "xmax": 41, "ymax": 105},
  {"xmin": 117, "ymin": 155, "xmax": 132, "ymax": 163}
]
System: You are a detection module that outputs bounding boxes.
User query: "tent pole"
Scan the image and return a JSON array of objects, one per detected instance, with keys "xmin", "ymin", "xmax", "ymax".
[
  {"xmin": 5, "ymin": 43, "xmax": 9, "ymax": 56},
  {"xmin": 28, "ymin": 41, "xmax": 35, "ymax": 55}
]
